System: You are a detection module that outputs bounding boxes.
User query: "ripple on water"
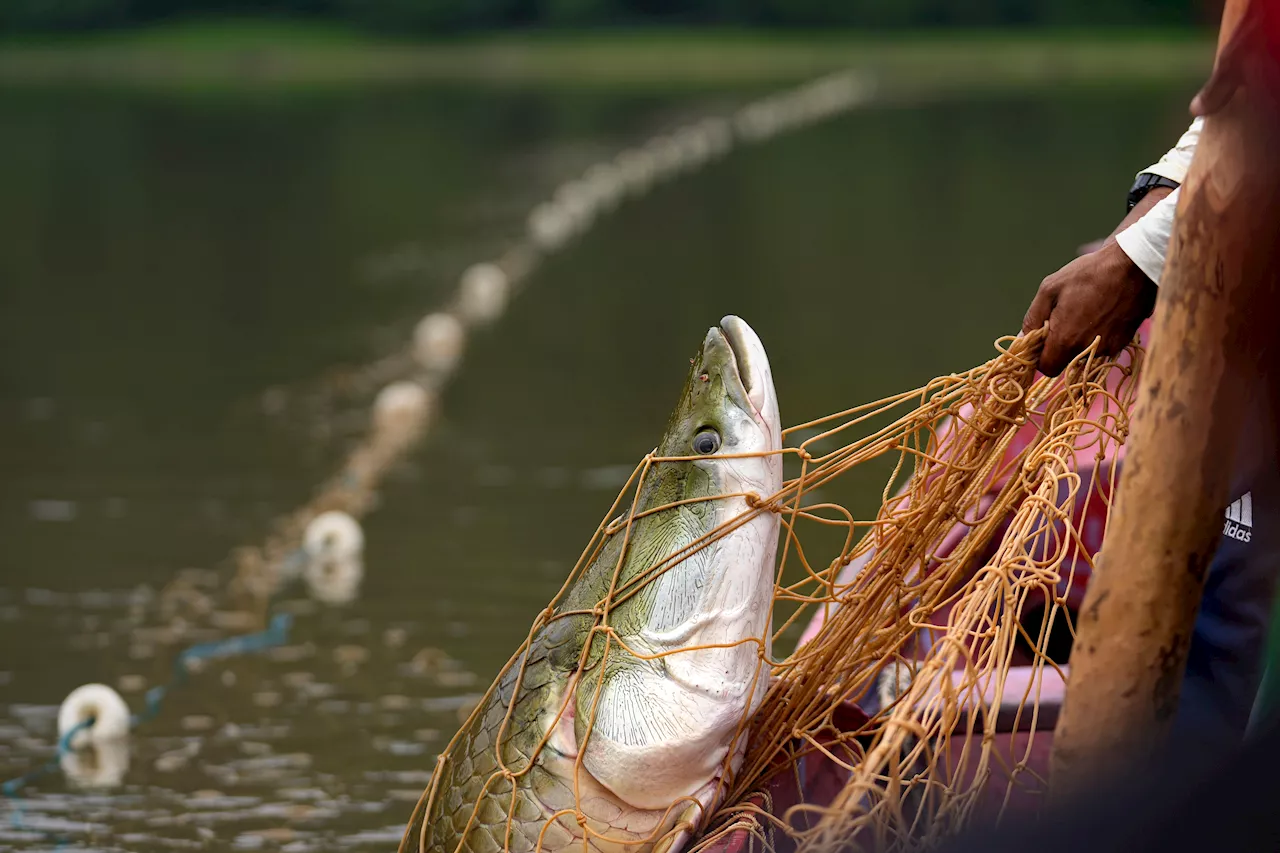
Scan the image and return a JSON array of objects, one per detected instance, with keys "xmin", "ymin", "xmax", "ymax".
[
  {"xmin": 0, "ymin": 579, "xmax": 489, "ymax": 852},
  {"xmin": 338, "ymin": 826, "xmax": 408, "ymax": 847}
]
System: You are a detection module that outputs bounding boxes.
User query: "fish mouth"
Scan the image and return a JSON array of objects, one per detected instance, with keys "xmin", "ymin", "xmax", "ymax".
[{"xmin": 717, "ymin": 315, "xmax": 772, "ymax": 416}]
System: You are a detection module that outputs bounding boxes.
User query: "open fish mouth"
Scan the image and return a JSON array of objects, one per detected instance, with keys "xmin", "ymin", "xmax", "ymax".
[
  {"xmin": 712, "ymin": 315, "xmax": 777, "ymax": 435},
  {"xmin": 718, "ymin": 316, "xmax": 760, "ymax": 407}
]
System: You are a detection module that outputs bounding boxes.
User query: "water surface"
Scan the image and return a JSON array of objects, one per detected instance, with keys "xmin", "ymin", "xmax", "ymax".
[{"xmin": 0, "ymin": 81, "xmax": 1196, "ymax": 850}]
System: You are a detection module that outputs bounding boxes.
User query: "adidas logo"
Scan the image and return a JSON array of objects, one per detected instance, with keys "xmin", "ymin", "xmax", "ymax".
[{"xmin": 1223, "ymin": 492, "xmax": 1253, "ymax": 543}]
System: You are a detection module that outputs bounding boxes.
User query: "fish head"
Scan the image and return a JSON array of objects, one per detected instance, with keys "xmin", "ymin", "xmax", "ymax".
[
  {"xmin": 608, "ymin": 313, "xmax": 782, "ymax": 639},
  {"xmin": 654, "ymin": 314, "xmax": 781, "ymax": 499}
]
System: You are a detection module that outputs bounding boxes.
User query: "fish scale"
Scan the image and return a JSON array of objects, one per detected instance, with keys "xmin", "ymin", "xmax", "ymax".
[{"xmin": 422, "ymin": 641, "xmax": 633, "ymax": 853}]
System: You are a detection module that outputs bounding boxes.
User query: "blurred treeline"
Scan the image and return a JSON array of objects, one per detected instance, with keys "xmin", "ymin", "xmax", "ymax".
[{"xmin": 1, "ymin": 0, "xmax": 1207, "ymax": 34}]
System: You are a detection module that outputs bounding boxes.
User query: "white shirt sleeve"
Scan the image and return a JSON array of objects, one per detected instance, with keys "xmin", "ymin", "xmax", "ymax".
[
  {"xmin": 1113, "ymin": 117, "xmax": 1203, "ymax": 285},
  {"xmin": 1140, "ymin": 116, "xmax": 1203, "ymax": 184},
  {"xmin": 1116, "ymin": 188, "xmax": 1180, "ymax": 283}
]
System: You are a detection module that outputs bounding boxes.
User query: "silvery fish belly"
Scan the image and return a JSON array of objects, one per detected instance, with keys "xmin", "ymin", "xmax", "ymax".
[{"xmin": 400, "ymin": 317, "xmax": 783, "ymax": 853}]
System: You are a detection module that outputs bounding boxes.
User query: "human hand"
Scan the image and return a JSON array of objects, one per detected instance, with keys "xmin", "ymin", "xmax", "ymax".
[
  {"xmin": 1022, "ymin": 184, "xmax": 1172, "ymax": 376},
  {"xmin": 1021, "ymin": 240, "xmax": 1158, "ymax": 377}
]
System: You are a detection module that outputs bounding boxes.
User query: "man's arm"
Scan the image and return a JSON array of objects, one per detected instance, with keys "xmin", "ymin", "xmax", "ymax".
[
  {"xmin": 1113, "ymin": 117, "xmax": 1202, "ymax": 284},
  {"xmin": 1020, "ymin": 192, "xmax": 1166, "ymax": 376},
  {"xmin": 1023, "ymin": 119, "xmax": 1203, "ymax": 376}
]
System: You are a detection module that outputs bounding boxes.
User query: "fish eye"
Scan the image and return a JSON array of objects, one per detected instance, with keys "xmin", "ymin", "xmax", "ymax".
[{"xmin": 692, "ymin": 428, "xmax": 721, "ymax": 455}]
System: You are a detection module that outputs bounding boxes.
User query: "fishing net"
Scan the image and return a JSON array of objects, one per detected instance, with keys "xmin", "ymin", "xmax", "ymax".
[{"xmin": 400, "ymin": 329, "xmax": 1143, "ymax": 853}]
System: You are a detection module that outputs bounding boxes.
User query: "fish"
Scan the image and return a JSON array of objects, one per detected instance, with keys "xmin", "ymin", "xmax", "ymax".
[{"xmin": 400, "ymin": 316, "xmax": 783, "ymax": 853}]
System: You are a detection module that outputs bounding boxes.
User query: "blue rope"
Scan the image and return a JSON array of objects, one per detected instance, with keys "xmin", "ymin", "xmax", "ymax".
[
  {"xmin": 2, "ymin": 613, "xmax": 293, "ymax": 800},
  {"xmin": 132, "ymin": 613, "xmax": 293, "ymax": 728},
  {"xmin": 1, "ymin": 718, "xmax": 95, "ymax": 798}
]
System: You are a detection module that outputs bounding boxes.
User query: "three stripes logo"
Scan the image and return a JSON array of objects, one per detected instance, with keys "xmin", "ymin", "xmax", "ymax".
[{"xmin": 1224, "ymin": 492, "xmax": 1254, "ymax": 544}]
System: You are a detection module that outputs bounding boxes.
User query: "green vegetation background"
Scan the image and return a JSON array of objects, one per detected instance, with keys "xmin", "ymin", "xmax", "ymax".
[{"xmin": 1, "ymin": 0, "xmax": 1206, "ymax": 34}]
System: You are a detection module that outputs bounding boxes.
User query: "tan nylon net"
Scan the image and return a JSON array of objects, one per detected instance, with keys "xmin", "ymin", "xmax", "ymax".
[{"xmin": 401, "ymin": 330, "xmax": 1142, "ymax": 853}]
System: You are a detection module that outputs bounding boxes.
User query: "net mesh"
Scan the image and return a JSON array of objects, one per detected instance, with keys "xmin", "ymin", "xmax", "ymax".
[{"xmin": 401, "ymin": 330, "xmax": 1143, "ymax": 853}]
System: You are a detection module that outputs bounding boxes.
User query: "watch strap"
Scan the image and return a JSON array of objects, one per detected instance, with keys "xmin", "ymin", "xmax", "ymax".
[{"xmin": 1127, "ymin": 172, "xmax": 1181, "ymax": 212}]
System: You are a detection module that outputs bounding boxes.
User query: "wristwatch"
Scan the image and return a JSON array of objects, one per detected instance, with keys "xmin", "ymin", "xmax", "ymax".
[{"xmin": 1126, "ymin": 172, "xmax": 1180, "ymax": 211}]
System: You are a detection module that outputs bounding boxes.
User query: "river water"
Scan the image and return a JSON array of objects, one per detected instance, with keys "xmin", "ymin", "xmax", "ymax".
[{"xmin": 0, "ymin": 80, "xmax": 1198, "ymax": 850}]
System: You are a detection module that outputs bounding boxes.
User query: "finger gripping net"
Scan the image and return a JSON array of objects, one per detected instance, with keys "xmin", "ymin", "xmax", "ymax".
[{"xmin": 401, "ymin": 330, "xmax": 1141, "ymax": 853}]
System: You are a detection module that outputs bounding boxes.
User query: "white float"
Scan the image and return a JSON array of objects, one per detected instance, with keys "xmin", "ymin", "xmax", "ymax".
[
  {"xmin": 615, "ymin": 148, "xmax": 657, "ymax": 195},
  {"xmin": 674, "ymin": 125, "xmax": 712, "ymax": 169},
  {"xmin": 303, "ymin": 510, "xmax": 365, "ymax": 562},
  {"xmin": 699, "ymin": 117, "xmax": 735, "ymax": 157},
  {"xmin": 412, "ymin": 312, "xmax": 466, "ymax": 374},
  {"xmin": 457, "ymin": 262, "xmax": 508, "ymax": 325},
  {"xmin": 528, "ymin": 201, "xmax": 574, "ymax": 251},
  {"xmin": 57, "ymin": 684, "xmax": 132, "ymax": 789},
  {"xmin": 583, "ymin": 163, "xmax": 624, "ymax": 212},
  {"xmin": 58, "ymin": 683, "xmax": 130, "ymax": 748},
  {"xmin": 735, "ymin": 101, "xmax": 782, "ymax": 142},
  {"xmin": 60, "ymin": 738, "xmax": 130, "ymax": 789},
  {"xmin": 553, "ymin": 180, "xmax": 596, "ymax": 233},
  {"xmin": 373, "ymin": 381, "xmax": 431, "ymax": 434},
  {"xmin": 645, "ymin": 134, "xmax": 685, "ymax": 177},
  {"xmin": 304, "ymin": 555, "xmax": 364, "ymax": 606}
]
